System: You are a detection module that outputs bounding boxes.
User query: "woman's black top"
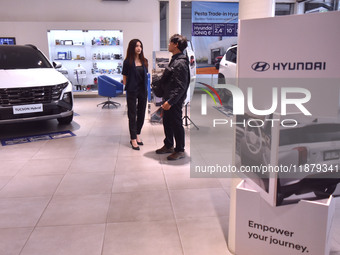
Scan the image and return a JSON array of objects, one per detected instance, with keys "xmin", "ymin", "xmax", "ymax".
[
  {"xmin": 136, "ymin": 66, "xmax": 145, "ymax": 90},
  {"xmin": 122, "ymin": 59, "xmax": 148, "ymax": 92}
]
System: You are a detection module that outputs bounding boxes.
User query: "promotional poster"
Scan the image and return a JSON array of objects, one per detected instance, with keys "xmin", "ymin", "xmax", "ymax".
[
  {"xmin": 191, "ymin": 1, "xmax": 238, "ymax": 74},
  {"xmin": 233, "ymin": 10, "xmax": 340, "ymax": 255},
  {"xmin": 236, "ymin": 11, "xmax": 340, "ymax": 207}
]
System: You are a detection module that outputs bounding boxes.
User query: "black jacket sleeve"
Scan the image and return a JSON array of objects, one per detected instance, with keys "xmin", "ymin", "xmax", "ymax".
[
  {"xmin": 167, "ymin": 59, "xmax": 189, "ymax": 106},
  {"xmin": 122, "ymin": 59, "xmax": 129, "ymax": 76}
]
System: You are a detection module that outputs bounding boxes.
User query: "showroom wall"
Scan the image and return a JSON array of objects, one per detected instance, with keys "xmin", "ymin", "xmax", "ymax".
[
  {"xmin": 0, "ymin": 0, "xmax": 159, "ymax": 64},
  {"xmin": 0, "ymin": 0, "xmax": 297, "ymax": 64}
]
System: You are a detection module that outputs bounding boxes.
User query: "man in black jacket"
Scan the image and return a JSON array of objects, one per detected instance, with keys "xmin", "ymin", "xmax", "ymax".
[{"xmin": 156, "ymin": 34, "xmax": 190, "ymax": 160}]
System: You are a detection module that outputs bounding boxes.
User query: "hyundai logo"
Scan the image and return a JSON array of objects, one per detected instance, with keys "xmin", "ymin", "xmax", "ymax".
[{"xmin": 252, "ymin": 62, "xmax": 270, "ymax": 72}]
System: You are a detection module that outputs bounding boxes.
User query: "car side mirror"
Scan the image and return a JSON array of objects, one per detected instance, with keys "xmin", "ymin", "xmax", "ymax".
[{"xmin": 53, "ymin": 61, "xmax": 62, "ymax": 68}]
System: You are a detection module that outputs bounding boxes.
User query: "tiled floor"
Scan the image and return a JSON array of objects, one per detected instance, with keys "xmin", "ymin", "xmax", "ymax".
[
  {"xmin": 0, "ymin": 94, "xmax": 339, "ymax": 255},
  {"xmin": 0, "ymin": 95, "xmax": 231, "ymax": 255}
]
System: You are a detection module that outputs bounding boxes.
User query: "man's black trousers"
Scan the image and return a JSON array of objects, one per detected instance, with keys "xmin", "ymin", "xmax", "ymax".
[{"xmin": 163, "ymin": 102, "xmax": 185, "ymax": 152}]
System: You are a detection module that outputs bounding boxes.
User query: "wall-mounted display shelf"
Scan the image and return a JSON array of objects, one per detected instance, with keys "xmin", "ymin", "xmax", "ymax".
[{"xmin": 47, "ymin": 29, "xmax": 124, "ymax": 92}]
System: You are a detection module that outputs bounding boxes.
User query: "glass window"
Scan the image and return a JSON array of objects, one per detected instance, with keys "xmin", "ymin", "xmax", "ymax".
[
  {"xmin": 225, "ymin": 47, "xmax": 237, "ymax": 64},
  {"xmin": 160, "ymin": 1, "xmax": 168, "ymax": 50},
  {"xmin": 304, "ymin": 0, "xmax": 338, "ymax": 13},
  {"xmin": 160, "ymin": 1, "xmax": 192, "ymax": 51},
  {"xmin": 275, "ymin": 3, "xmax": 294, "ymax": 16}
]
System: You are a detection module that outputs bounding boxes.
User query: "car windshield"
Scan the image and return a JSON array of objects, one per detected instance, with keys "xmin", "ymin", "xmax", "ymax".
[
  {"xmin": 279, "ymin": 123, "xmax": 340, "ymax": 146},
  {"xmin": 0, "ymin": 46, "xmax": 52, "ymax": 70}
]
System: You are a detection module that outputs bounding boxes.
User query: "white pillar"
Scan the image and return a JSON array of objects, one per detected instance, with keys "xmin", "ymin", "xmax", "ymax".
[
  {"xmin": 228, "ymin": 1, "xmax": 275, "ymax": 254},
  {"xmin": 169, "ymin": 0, "xmax": 181, "ymax": 39},
  {"xmin": 294, "ymin": 2, "xmax": 305, "ymax": 15},
  {"xmin": 239, "ymin": 0, "xmax": 275, "ymax": 20}
]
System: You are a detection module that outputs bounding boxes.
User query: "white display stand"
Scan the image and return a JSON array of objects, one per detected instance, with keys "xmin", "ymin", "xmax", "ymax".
[
  {"xmin": 235, "ymin": 180, "xmax": 335, "ymax": 255},
  {"xmin": 228, "ymin": 11, "xmax": 340, "ymax": 255}
]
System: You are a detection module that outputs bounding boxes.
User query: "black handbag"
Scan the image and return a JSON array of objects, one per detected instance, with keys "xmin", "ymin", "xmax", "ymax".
[{"xmin": 151, "ymin": 75, "xmax": 164, "ymax": 97}]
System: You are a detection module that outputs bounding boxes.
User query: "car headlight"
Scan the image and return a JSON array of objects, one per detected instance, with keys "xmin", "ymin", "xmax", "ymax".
[
  {"xmin": 52, "ymin": 82, "xmax": 70, "ymax": 101},
  {"xmin": 62, "ymin": 92, "xmax": 73, "ymax": 105}
]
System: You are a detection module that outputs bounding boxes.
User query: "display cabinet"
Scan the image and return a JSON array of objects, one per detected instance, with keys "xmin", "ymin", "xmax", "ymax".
[{"xmin": 47, "ymin": 29, "xmax": 123, "ymax": 92}]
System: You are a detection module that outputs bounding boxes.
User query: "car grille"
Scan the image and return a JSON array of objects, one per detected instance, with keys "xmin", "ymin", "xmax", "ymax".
[{"xmin": 0, "ymin": 82, "xmax": 68, "ymax": 106}]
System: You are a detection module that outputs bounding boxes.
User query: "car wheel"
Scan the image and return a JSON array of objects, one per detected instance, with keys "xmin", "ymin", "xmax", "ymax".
[
  {"xmin": 57, "ymin": 114, "xmax": 73, "ymax": 124},
  {"xmin": 313, "ymin": 184, "xmax": 336, "ymax": 199}
]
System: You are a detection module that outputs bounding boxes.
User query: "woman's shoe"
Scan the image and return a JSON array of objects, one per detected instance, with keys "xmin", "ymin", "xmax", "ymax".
[
  {"xmin": 130, "ymin": 141, "xmax": 140, "ymax": 150},
  {"xmin": 136, "ymin": 135, "xmax": 143, "ymax": 146}
]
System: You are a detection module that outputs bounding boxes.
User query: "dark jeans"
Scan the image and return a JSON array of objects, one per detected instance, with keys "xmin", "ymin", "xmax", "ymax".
[
  {"xmin": 163, "ymin": 102, "xmax": 185, "ymax": 152},
  {"xmin": 127, "ymin": 90, "xmax": 147, "ymax": 140}
]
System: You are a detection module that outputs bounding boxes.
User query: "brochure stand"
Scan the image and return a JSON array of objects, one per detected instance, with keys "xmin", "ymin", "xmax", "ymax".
[{"xmin": 234, "ymin": 180, "xmax": 335, "ymax": 255}]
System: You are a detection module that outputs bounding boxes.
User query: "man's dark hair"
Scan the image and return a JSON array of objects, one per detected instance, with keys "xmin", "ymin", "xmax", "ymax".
[{"xmin": 170, "ymin": 34, "xmax": 188, "ymax": 52}]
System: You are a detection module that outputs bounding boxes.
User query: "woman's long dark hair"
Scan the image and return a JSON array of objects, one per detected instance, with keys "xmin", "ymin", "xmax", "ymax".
[{"xmin": 125, "ymin": 39, "xmax": 148, "ymax": 69}]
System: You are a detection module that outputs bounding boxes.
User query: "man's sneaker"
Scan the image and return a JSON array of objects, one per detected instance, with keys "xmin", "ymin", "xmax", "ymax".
[
  {"xmin": 156, "ymin": 145, "xmax": 174, "ymax": 154},
  {"xmin": 167, "ymin": 151, "xmax": 185, "ymax": 160}
]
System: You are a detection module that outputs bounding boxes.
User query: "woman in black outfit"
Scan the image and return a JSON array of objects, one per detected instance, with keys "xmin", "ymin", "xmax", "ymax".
[{"xmin": 122, "ymin": 39, "xmax": 148, "ymax": 150}]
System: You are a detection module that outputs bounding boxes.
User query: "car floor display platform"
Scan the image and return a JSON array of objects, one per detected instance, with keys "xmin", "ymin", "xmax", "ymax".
[{"xmin": 1, "ymin": 131, "xmax": 76, "ymax": 146}]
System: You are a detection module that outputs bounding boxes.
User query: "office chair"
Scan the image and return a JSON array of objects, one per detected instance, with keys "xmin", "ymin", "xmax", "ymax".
[{"xmin": 97, "ymin": 75, "xmax": 124, "ymax": 108}]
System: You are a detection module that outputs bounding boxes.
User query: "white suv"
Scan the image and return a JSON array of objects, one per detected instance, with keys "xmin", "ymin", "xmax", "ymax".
[
  {"xmin": 218, "ymin": 44, "xmax": 237, "ymax": 85},
  {"xmin": 0, "ymin": 45, "xmax": 73, "ymax": 124},
  {"xmin": 217, "ymin": 45, "xmax": 237, "ymax": 108}
]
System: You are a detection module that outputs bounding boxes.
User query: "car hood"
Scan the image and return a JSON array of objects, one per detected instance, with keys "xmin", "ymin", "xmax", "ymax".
[{"xmin": 0, "ymin": 68, "xmax": 69, "ymax": 88}]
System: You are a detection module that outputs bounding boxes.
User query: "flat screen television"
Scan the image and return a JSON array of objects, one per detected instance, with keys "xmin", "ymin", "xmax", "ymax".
[{"xmin": 0, "ymin": 37, "xmax": 16, "ymax": 45}]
